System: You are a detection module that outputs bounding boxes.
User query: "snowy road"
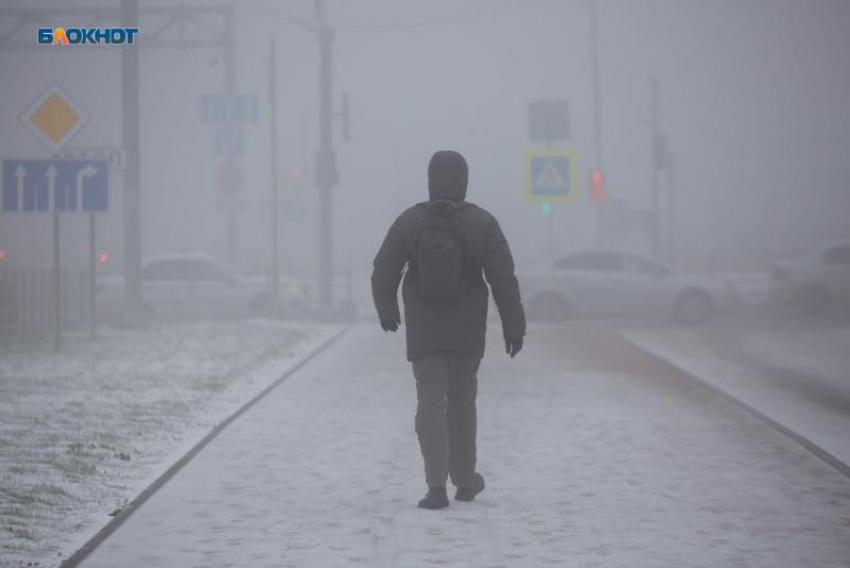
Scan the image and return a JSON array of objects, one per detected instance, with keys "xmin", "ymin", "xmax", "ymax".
[{"xmin": 75, "ymin": 323, "xmax": 850, "ymax": 568}]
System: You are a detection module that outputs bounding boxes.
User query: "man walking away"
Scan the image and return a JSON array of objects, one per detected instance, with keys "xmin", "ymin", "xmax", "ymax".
[{"xmin": 371, "ymin": 150, "xmax": 526, "ymax": 510}]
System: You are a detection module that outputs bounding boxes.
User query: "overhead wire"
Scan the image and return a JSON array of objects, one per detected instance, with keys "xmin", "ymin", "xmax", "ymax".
[
  {"xmin": 238, "ymin": 0, "xmax": 317, "ymax": 33},
  {"xmin": 335, "ymin": 0, "xmax": 552, "ymax": 31},
  {"xmin": 235, "ymin": 0, "xmax": 553, "ymax": 33}
]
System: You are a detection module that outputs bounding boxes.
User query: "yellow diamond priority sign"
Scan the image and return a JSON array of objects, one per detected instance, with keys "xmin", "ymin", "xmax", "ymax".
[{"xmin": 20, "ymin": 84, "xmax": 89, "ymax": 153}]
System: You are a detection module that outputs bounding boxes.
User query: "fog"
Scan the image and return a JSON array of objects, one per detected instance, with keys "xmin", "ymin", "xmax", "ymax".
[
  {"xmin": 2, "ymin": 0, "xmax": 848, "ymax": 282},
  {"xmin": 1, "ymin": 1, "xmax": 850, "ymax": 565}
]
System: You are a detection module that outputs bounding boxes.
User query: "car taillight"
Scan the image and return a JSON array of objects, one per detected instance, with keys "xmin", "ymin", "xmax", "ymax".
[{"xmin": 770, "ymin": 266, "xmax": 791, "ymax": 280}]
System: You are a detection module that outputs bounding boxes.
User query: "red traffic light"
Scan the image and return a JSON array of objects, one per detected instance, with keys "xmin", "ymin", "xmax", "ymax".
[
  {"xmin": 590, "ymin": 169, "xmax": 607, "ymax": 202},
  {"xmin": 591, "ymin": 170, "xmax": 603, "ymax": 187},
  {"xmin": 0, "ymin": 249, "xmax": 6, "ymax": 262}
]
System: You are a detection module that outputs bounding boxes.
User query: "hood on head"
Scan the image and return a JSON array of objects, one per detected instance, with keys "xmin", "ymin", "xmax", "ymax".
[{"xmin": 428, "ymin": 150, "xmax": 468, "ymax": 200}]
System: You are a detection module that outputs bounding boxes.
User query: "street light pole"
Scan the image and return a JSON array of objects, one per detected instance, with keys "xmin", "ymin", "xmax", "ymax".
[
  {"xmin": 315, "ymin": 0, "xmax": 337, "ymax": 315},
  {"xmin": 268, "ymin": 36, "xmax": 281, "ymax": 314},
  {"xmin": 121, "ymin": 0, "xmax": 143, "ymax": 323},
  {"xmin": 223, "ymin": 5, "xmax": 240, "ymax": 270}
]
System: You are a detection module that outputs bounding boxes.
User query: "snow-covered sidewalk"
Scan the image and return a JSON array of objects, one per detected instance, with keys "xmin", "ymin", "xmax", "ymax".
[
  {"xmin": 76, "ymin": 323, "xmax": 850, "ymax": 568},
  {"xmin": 620, "ymin": 323, "xmax": 850, "ymax": 470},
  {"xmin": 0, "ymin": 319, "xmax": 344, "ymax": 566}
]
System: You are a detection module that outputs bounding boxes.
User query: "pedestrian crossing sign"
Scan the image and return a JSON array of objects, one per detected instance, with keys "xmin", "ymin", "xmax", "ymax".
[{"xmin": 523, "ymin": 148, "xmax": 576, "ymax": 203}]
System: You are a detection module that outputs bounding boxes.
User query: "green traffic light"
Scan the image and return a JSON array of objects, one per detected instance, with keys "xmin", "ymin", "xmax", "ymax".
[{"xmin": 541, "ymin": 202, "xmax": 551, "ymax": 215}]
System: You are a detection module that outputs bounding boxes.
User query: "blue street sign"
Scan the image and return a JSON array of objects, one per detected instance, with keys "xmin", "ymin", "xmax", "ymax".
[
  {"xmin": 530, "ymin": 156, "xmax": 570, "ymax": 196},
  {"xmin": 200, "ymin": 94, "xmax": 259, "ymax": 124},
  {"xmin": 2, "ymin": 160, "xmax": 108, "ymax": 213},
  {"xmin": 201, "ymin": 94, "xmax": 257, "ymax": 156},
  {"xmin": 523, "ymin": 149, "xmax": 577, "ymax": 203}
]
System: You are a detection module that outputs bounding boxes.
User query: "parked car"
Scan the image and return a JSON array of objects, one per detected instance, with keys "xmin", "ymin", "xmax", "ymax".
[
  {"xmin": 97, "ymin": 254, "xmax": 309, "ymax": 321},
  {"xmin": 769, "ymin": 241, "xmax": 850, "ymax": 312},
  {"xmin": 519, "ymin": 250, "xmax": 739, "ymax": 325}
]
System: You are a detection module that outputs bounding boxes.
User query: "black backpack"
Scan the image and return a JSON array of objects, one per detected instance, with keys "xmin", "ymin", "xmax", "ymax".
[{"xmin": 410, "ymin": 200, "xmax": 474, "ymax": 302}]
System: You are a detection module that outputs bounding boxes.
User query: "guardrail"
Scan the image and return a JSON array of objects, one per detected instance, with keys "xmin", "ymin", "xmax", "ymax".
[{"xmin": 0, "ymin": 267, "xmax": 92, "ymax": 342}]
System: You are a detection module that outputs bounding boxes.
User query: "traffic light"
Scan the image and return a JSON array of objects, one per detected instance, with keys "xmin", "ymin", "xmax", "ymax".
[
  {"xmin": 590, "ymin": 169, "xmax": 607, "ymax": 202},
  {"xmin": 291, "ymin": 164, "xmax": 304, "ymax": 191},
  {"xmin": 540, "ymin": 202, "xmax": 551, "ymax": 215}
]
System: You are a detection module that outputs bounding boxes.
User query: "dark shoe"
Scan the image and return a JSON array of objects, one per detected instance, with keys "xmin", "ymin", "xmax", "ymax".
[
  {"xmin": 417, "ymin": 487, "xmax": 449, "ymax": 510},
  {"xmin": 455, "ymin": 472, "xmax": 485, "ymax": 502}
]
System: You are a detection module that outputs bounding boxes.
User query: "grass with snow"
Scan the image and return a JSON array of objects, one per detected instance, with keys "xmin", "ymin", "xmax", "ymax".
[{"xmin": 0, "ymin": 319, "xmax": 341, "ymax": 566}]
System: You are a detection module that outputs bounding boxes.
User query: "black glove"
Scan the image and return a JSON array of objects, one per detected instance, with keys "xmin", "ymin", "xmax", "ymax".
[
  {"xmin": 505, "ymin": 336, "xmax": 523, "ymax": 358},
  {"xmin": 381, "ymin": 318, "xmax": 401, "ymax": 332}
]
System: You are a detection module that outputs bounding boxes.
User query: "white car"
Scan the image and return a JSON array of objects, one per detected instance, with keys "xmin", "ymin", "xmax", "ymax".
[
  {"xmin": 519, "ymin": 250, "xmax": 739, "ymax": 325},
  {"xmin": 97, "ymin": 254, "xmax": 309, "ymax": 322},
  {"xmin": 769, "ymin": 241, "xmax": 850, "ymax": 312}
]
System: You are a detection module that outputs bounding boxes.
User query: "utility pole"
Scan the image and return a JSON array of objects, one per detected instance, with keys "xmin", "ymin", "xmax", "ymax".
[
  {"xmin": 590, "ymin": 0, "xmax": 605, "ymax": 247},
  {"xmin": 315, "ymin": 0, "xmax": 338, "ymax": 315},
  {"xmin": 268, "ymin": 36, "xmax": 280, "ymax": 314},
  {"xmin": 121, "ymin": 0, "xmax": 143, "ymax": 323},
  {"xmin": 649, "ymin": 75, "xmax": 661, "ymax": 258}
]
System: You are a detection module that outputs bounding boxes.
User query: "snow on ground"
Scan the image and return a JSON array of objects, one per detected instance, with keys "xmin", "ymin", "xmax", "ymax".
[
  {"xmin": 742, "ymin": 324, "xmax": 850, "ymax": 396},
  {"xmin": 0, "ymin": 319, "xmax": 343, "ymax": 566},
  {"xmin": 620, "ymin": 324, "xmax": 850, "ymax": 469},
  {"xmin": 79, "ymin": 323, "xmax": 850, "ymax": 568}
]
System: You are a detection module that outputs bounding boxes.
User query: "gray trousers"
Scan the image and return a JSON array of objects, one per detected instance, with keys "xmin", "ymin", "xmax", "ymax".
[{"xmin": 411, "ymin": 355, "xmax": 480, "ymax": 490}]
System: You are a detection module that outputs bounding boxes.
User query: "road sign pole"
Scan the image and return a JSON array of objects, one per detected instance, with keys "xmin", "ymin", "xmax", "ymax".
[
  {"xmin": 544, "ymin": 136, "xmax": 555, "ymax": 256},
  {"xmin": 89, "ymin": 212, "xmax": 97, "ymax": 339},
  {"xmin": 52, "ymin": 212, "xmax": 62, "ymax": 353}
]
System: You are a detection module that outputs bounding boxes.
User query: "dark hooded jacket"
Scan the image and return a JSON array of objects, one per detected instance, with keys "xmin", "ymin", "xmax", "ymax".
[{"xmin": 371, "ymin": 150, "xmax": 526, "ymax": 361}]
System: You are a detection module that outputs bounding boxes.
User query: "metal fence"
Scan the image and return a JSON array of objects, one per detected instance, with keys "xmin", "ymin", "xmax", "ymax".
[{"xmin": 0, "ymin": 267, "xmax": 93, "ymax": 341}]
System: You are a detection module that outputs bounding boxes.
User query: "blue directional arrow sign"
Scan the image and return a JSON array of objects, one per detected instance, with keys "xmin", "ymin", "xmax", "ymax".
[
  {"xmin": 2, "ymin": 160, "xmax": 108, "ymax": 213},
  {"xmin": 523, "ymin": 149, "xmax": 577, "ymax": 203}
]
